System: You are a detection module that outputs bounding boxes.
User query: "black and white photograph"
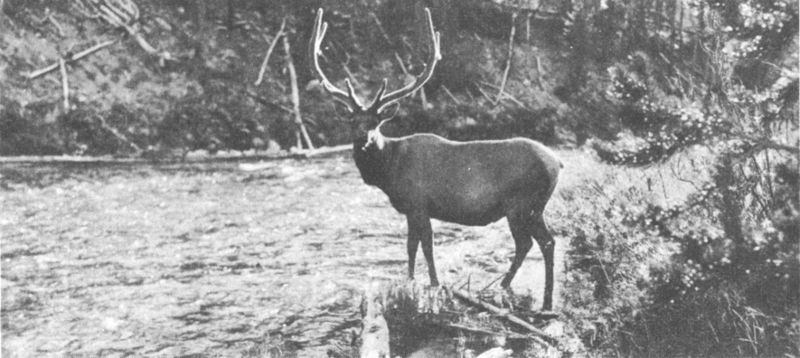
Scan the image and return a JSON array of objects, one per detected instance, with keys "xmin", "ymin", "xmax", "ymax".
[{"xmin": 1, "ymin": 0, "xmax": 798, "ymax": 356}]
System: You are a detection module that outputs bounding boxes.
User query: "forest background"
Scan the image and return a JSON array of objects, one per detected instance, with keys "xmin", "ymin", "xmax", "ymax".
[{"xmin": 1, "ymin": 0, "xmax": 798, "ymax": 356}]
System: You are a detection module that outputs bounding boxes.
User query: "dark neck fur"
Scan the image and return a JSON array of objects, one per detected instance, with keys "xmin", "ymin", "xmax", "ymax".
[{"xmin": 352, "ymin": 136, "xmax": 392, "ymax": 189}]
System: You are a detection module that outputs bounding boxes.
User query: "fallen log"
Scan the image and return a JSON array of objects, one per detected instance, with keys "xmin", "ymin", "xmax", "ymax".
[
  {"xmin": 452, "ymin": 288, "xmax": 556, "ymax": 347},
  {"xmin": 361, "ymin": 284, "xmax": 391, "ymax": 358},
  {"xmin": 476, "ymin": 347, "xmax": 513, "ymax": 358},
  {"xmin": 0, "ymin": 145, "xmax": 352, "ymax": 165}
]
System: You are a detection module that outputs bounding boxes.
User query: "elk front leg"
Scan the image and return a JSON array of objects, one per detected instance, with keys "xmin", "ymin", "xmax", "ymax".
[
  {"xmin": 406, "ymin": 229, "xmax": 420, "ymax": 280},
  {"xmin": 407, "ymin": 213, "xmax": 438, "ymax": 286}
]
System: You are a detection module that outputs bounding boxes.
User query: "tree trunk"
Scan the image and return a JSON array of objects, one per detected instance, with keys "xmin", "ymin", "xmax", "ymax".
[
  {"xmin": 226, "ymin": 0, "xmax": 236, "ymax": 29},
  {"xmin": 714, "ymin": 155, "xmax": 746, "ymax": 269},
  {"xmin": 193, "ymin": 0, "xmax": 206, "ymax": 33},
  {"xmin": 283, "ymin": 35, "xmax": 314, "ymax": 150}
]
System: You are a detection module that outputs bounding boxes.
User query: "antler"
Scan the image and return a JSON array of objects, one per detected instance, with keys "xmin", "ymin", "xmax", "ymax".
[
  {"xmin": 309, "ymin": 8, "xmax": 441, "ymax": 114},
  {"xmin": 309, "ymin": 8, "xmax": 365, "ymax": 112},
  {"xmin": 367, "ymin": 8, "xmax": 441, "ymax": 114}
]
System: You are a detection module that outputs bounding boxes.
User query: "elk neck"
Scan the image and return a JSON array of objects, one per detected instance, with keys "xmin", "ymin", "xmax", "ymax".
[{"xmin": 352, "ymin": 129, "xmax": 396, "ymax": 190}]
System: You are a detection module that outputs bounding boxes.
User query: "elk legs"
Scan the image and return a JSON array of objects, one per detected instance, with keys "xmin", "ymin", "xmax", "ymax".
[
  {"xmin": 501, "ymin": 212, "xmax": 555, "ymax": 311},
  {"xmin": 406, "ymin": 231, "xmax": 420, "ymax": 280},
  {"xmin": 501, "ymin": 213, "xmax": 533, "ymax": 288},
  {"xmin": 531, "ymin": 214, "xmax": 555, "ymax": 311},
  {"xmin": 407, "ymin": 213, "xmax": 439, "ymax": 286}
]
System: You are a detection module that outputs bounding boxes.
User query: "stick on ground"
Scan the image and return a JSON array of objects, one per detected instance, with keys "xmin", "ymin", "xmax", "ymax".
[{"xmin": 452, "ymin": 288, "xmax": 555, "ymax": 346}]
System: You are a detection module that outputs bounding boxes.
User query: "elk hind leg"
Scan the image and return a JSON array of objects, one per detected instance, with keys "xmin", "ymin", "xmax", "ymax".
[
  {"xmin": 500, "ymin": 212, "xmax": 533, "ymax": 289},
  {"xmin": 531, "ymin": 213, "xmax": 555, "ymax": 311}
]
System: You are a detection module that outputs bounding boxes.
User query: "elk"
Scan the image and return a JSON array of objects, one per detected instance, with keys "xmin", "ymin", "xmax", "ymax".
[{"xmin": 309, "ymin": 8, "xmax": 563, "ymax": 310}]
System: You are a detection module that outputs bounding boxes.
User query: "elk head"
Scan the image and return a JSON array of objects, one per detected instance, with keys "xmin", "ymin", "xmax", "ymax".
[{"xmin": 308, "ymin": 7, "xmax": 441, "ymax": 151}]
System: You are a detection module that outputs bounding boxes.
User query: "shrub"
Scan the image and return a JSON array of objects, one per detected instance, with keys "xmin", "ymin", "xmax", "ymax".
[
  {"xmin": 158, "ymin": 82, "xmax": 268, "ymax": 154},
  {"xmin": 0, "ymin": 99, "xmax": 62, "ymax": 155}
]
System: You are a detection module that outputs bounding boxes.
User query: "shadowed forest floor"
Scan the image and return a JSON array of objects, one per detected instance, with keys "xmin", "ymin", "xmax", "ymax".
[{"xmin": 1, "ymin": 149, "xmax": 635, "ymax": 357}]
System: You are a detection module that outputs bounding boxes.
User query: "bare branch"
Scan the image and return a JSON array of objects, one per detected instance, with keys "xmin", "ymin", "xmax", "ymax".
[
  {"xmin": 478, "ymin": 81, "xmax": 525, "ymax": 107},
  {"xmin": 441, "ymin": 85, "xmax": 461, "ymax": 104},
  {"xmin": 47, "ymin": 13, "xmax": 65, "ymax": 37},
  {"xmin": 494, "ymin": 12, "xmax": 517, "ymax": 104},
  {"xmin": 535, "ymin": 54, "xmax": 544, "ymax": 89},
  {"xmin": 243, "ymin": 89, "xmax": 293, "ymax": 113},
  {"xmin": 284, "ymin": 35, "xmax": 315, "ymax": 150},
  {"xmin": 95, "ymin": 115, "xmax": 142, "ymax": 154},
  {"xmin": 254, "ymin": 17, "xmax": 286, "ymax": 86},
  {"xmin": 58, "ymin": 57, "xmax": 69, "ymax": 111},
  {"xmin": 26, "ymin": 40, "xmax": 116, "ymax": 79}
]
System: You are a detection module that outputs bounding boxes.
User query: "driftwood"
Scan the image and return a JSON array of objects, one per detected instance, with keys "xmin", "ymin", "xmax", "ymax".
[
  {"xmin": 475, "ymin": 84, "xmax": 495, "ymax": 103},
  {"xmin": 243, "ymin": 89, "xmax": 293, "ymax": 114},
  {"xmin": 452, "ymin": 288, "xmax": 555, "ymax": 347},
  {"xmin": 254, "ymin": 17, "xmax": 286, "ymax": 86},
  {"xmin": 360, "ymin": 285, "xmax": 391, "ymax": 358},
  {"xmin": 478, "ymin": 81, "xmax": 525, "ymax": 107},
  {"xmin": 304, "ymin": 144, "xmax": 351, "ymax": 157},
  {"xmin": 26, "ymin": 40, "xmax": 116, "ymax": 79},
  {"xmin": 441, "ymin": 85, "xmax": 461, "ymax": 105},
  {"xmin": 494, "ymin": 12, "xmax": 517, "ymax": 104},
  {"xmin": 239, "ymin": 145, "xmax": 351, "ymax": 171},
  {"xmin": 446, "ymin": 323, "xmax": 528, "ymax": 340},
  {"xmin": 282, "ymin": 35, "xmax": 315, "ymax": 150},
  {"xmin": 476, "ymin": 347, "xmax": 514, "ymax": 358},
  {"xmin": 94, "ymin": 116, "xmax": 142, "ymax": 153},
  {"xmin": 0, "ymin": 144, "xmax": 352, "ymax": 165}
]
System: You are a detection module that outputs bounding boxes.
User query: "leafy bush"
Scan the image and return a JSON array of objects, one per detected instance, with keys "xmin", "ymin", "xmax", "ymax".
[
  {"xmin": 0, "ymin": 99, "xmax": 62, "ymax": 155},
  {"xmin": 557, "ymin": 170, "xmax": 673, "ymax": 355},
  {"xmin": 561, "ymin": 155, "xmax": 799, "ymax": 357},
  {"xmin": 564, "ymin": 1, "xmax": 799, "ymax": 353},
  {"xmin": 158, "ymin": 80, "xmax": 268, "ymax": 154},
  {"xmin": 386, "ymin": 103, "xmax": 560, "ymax": 144}
]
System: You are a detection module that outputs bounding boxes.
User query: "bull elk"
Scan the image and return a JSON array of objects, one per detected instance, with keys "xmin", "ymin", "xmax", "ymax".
[{"xmin": 309, "ymin": 8, "xmax": 562, "ymax": 310}]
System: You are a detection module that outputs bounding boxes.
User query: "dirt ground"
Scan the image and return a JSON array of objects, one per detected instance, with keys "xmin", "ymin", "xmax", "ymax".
[{"xmin": 1, "ymin": 150, "xmax": 593, "ymax": 357}]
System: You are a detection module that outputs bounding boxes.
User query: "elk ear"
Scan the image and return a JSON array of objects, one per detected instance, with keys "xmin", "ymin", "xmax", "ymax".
[{"xmin": 377, "ymin": 103, "xmax": 400, "ymax": 121}]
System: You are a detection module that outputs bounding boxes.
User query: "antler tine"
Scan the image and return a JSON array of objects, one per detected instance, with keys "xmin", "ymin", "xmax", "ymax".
[
  {"xmin": 309, "ymin": 8, "xmax": 365, "ymax": 111},
  {"xmin": 368, "ymin": 79, "xmax": 389, "ymax": 108},
  {"xmin": 369, "ymin": 8, "xmax": 441, "ymax": 114}
]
